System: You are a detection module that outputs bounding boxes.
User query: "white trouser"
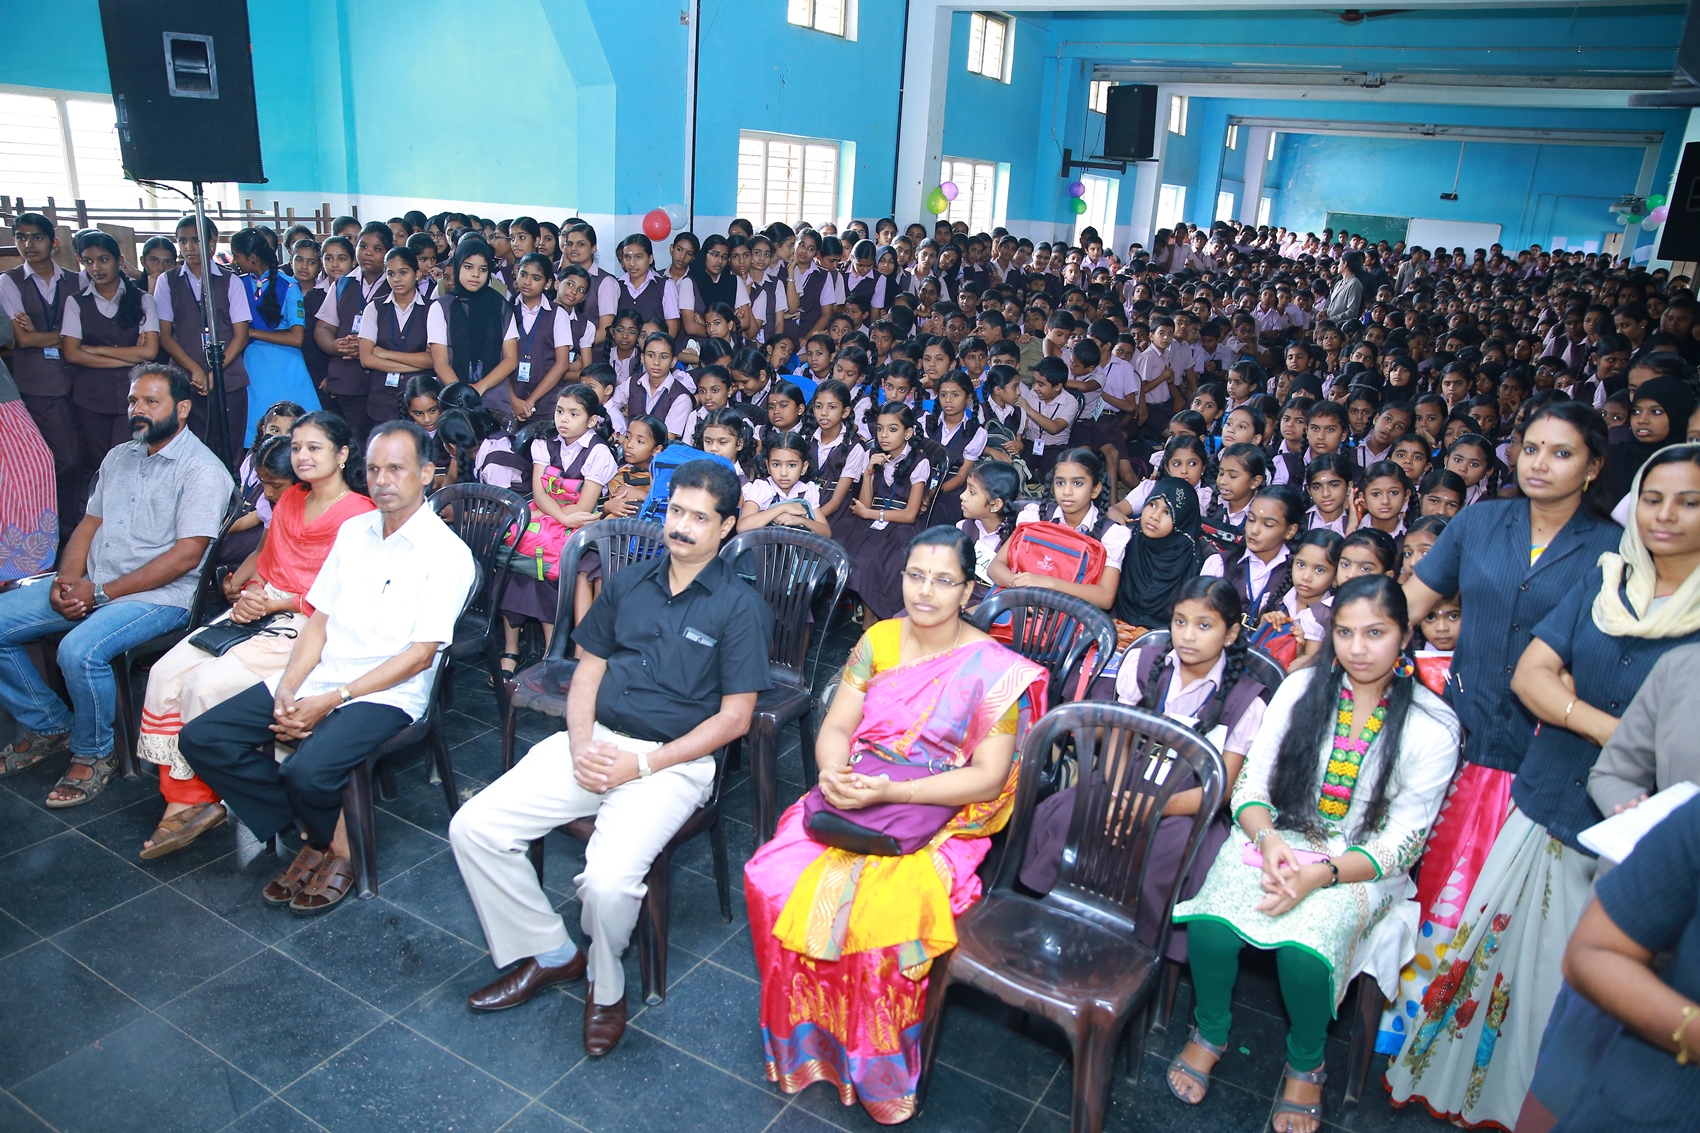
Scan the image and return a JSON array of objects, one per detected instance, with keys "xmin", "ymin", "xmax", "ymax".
[{"xmin": 449, "ymin": 724, "xmax": 715, "ymax": 1006}]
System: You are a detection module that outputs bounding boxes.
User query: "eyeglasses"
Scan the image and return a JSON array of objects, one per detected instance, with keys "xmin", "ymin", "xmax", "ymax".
[{"xmin": 901, "ymin": 570, "xmax": 968, "ymax": 592}]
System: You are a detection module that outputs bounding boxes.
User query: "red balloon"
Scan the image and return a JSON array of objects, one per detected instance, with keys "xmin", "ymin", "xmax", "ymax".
[{"xmin": 642, "ymin": 208, "xmax": 671, "ymax": 241}]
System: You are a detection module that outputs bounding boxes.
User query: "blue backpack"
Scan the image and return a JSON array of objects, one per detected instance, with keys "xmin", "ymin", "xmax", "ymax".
[{"xmin": 638, "ymin": 445, "xmax": 738, "ymax": 522}]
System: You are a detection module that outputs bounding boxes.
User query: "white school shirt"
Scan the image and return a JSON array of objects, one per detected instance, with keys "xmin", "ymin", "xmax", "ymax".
[
  {"xmin": 934, "ymin": 417, "xmax": 989, "ymax": 462},
  {"xmin": 608, "ymin": 349, "xmax": 639, "ymax": 385},
  {"xmin": 356, "ymin": 294, "xmax": 427, "ymax": 342},
  {"xmin": 0, "ymin": 262, "xmax": 68, "ymax": 320},
  {"xmin": 1200, "ymin": 545, "xmax": 1290, "ymax": 613},
  {"xmin": 1280, "ymin": 588, "xmax": 1333, "ymax": 643},
  {"xmin": 152, "ymin": 263, "xmax": 252, "ymax": 325},
  {"xmin": 961, "ymin": 518, "xmax": 1004, "ymax": 585},
  {"xmin": 742, "ymin": 478, "xmax": 820, "ymax": 512},
  {"xmin": 502, "ymin": 296, "xmax": 571, "ymax": 346},
  {"xmin": 474, "ymin": 435, "xmax": 525, "ymax": 491},
  {"xmin": 1020, "ymin": 387, "xmax": 1079, "ymax": 452},
  {"xmin": 1015, "ymin": 502, "xmax": 1132, "ymax": 571},
  {"xmin": 621, "ymin": 373, "xmax": 694, "ymax": 439},
  {"xmin": 1113, "ymin": 650, "xmax": 1266, "ymax": 757},
  {"xmin": 529, "ymin": 432, "xmax": 619, "ymax": 490},
  {"xmin": 1305, "ymin": 508, "xmax": 1350, "ymax": 536},
  {"xmin": 789, "ymin": 263, "xmax": 845, "ymax": 308},
  {"xmin": 1125, "ymin": 478, "xmax": 1215, "ymax": 517},
  {"xmin": 1100, "ymin": 356, "xmax": 1142, "ymax": 412},
  {"xmin": 59, "ymin": 282, "xmax": 160, "ymax": 339},
  {"xmin": 601, "ymin": 270, "xmax": 682, "ymax": 320},
  {"xmin": 1134, "ymin": 343, "xmax": 1176, "ymax": 405},
  {"xmin": 1269, "ymin": 442, "xmax": 1304, "ymax": 486},
  {"xmin": 315, "ymin": 272, "xmax": 388, "ymax": 325},
  {"xmin": 285, "ymin": 505, "xmax": 475, "ymax": 722},
  {"xmin": 839, "ymin": 441, "xmax": 871, "ymax": 484},
  {"xmin": 1252, "ymin": 307, "xmax": 1288, "ymax": 337}
]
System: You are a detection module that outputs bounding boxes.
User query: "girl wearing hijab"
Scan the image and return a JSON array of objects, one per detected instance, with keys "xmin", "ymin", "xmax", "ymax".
[
  {"xmin": 427, "ymin": 238, "xmax": 518, "ymax": 398},
  {"xmin": 1604, "ymin": 374, "xmax": 1696, "ymax": 505},
  {"xmin": 1388, "ymin": 444, "xmax": 1700, "ymax": 1129},
  {"xmin": 872, "ymin": 244, "xmax": 911, "ymax": 314},
  {"xmin": 1115, "ymin": 477, "xmax": 1204, "ymax": 633}
]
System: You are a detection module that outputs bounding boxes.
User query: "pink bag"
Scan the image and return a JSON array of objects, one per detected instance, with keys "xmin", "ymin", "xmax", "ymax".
[{"xmin": 509, "ymin": 504, "xmax": 570, "ymax": 581}]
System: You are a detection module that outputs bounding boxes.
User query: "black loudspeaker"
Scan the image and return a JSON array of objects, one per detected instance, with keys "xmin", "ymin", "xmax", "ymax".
[
  {"xmin": 1103, "ymin": 84, "xmax": 1159, "ymax": 161},
  {"xmin": 1659, "ymin": 141, "xmax": 1700, "ymax": 262},
  {"xmin": 97, "ymin": 0, "xmax": 264, "ymax": 184}
]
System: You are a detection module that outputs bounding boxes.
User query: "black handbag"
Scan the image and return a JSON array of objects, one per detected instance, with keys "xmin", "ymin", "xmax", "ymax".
[{"xmin": 187, "ymin": 613, "xmax": 293, "ymax": 657}]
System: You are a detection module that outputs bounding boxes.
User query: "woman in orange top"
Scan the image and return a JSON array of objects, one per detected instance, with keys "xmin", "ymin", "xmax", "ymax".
[{"xmin": 136, "ymin": 411, "xmax": 374, "ymax": 859}]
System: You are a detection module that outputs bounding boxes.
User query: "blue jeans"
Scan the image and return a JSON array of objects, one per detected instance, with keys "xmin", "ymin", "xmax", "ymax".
[{"xmin": 0, "ymin": 582, "xmax": 188, "ymax": 758}]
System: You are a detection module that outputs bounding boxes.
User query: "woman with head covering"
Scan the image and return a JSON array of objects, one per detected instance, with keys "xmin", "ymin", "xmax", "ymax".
[
  {"xmin": 1115, "ymin": 477, "xmax": 1203, "ymax": 632},
  {"xmin": 1604, "ymin": 374, "xmax": 1696, "ymax": 504},
  {"xmin": 1388, "ymin": 443, "xmax": 1700, "ymax": 1129},
  {"xmin": 426, "ymin": 236, "xmax": 518, "ymax": 399}
]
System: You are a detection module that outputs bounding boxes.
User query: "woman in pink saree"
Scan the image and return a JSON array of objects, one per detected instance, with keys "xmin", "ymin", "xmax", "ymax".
[{"xmin": 745, "ymin": 527, "xmax": 1049, "ymax": 1125}]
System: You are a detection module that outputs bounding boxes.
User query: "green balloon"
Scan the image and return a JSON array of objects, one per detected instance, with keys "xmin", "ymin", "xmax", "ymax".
[
  {"xmin": 1071, "ymin": 198, "xmax": 1089, "ymax": 215},
  {"xmin": 1649, "ymin": 194, "xmax": 1668, "ymax": 207},
  {"xmin": 1628, "ymin": 213, "xmax": 1646, "ymax": 224},
  {"xmin": 926, "ymin": 189, "xmax": 948, "ymax": 215}
]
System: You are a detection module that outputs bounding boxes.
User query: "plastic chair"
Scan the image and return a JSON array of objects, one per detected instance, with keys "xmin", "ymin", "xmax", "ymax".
[
  {"xmin": 717, "ymin": 528, "xmax": 850, "ymax": 841},
  {"xmin": 499, "ymin": 518, "xmax": 668, "ymax": 775},
  {"xmin": 427, "ymin": 483, "xmax": 528, "ymax": 722},
  {"xmin": 339, "ymin": 562, "xmax": 483, "ymax": 899},
  {"xmin": 916, "ymin": 702, "xmax": 1226, "ymax": 1133},
  {"xmin": 555, "ymin": 742, "xmax": 734, "ymax": 1006},
  {"xmin": 970, "ymin": 588, "xmax": 1116, "ymax": 793}
]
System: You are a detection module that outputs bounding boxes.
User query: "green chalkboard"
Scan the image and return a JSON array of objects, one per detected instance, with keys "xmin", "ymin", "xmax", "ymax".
[{"xmin": 1325, "ymin": 212, "xmax": 1410, "ymax": 248}]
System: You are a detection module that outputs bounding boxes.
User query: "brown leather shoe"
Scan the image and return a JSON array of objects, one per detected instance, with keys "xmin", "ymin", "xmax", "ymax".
[
  {"xmin": 583, "ymin": 982, "xmax": 627, "ymax": 1056},
  {"xmin": 467, "ymin": 952, "xmax": 587, "ymax": 1012},
  {"xmin": 262, "ymin": 845, "xmax": 326, "ymax": 906}
]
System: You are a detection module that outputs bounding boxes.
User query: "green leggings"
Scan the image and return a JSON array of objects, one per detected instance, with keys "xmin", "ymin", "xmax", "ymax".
[{"xmin": 1185, "ymin": 918, "xmax": 1334, "ymax": 1072}]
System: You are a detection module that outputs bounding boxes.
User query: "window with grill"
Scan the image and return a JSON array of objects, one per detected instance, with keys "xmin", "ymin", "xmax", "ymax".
[
  {"xmin": 787, "ymin": 0, "xmax": 847, "ymax": 37},
  {"xmin": 1089, "ymin": 80, "xmax": 1112, "ymax": 115},
  {"xmin": 1225, "ymin": 123, "xmax": 1239, "ymax": 150},
  {"xmin": 736, "ymin": 131, "xmax": 845, "ymax": 230},
  {"xmin": 967, "ymin": 13, "xmax": 1011, "ymax": 82},
  {"xmin": 1168, "ymin": 94, "xmax": 1188, "ymax": 135},
  {"xmin": 941, "ymin": 158, "xmax": 1002, "ymax": 234}
]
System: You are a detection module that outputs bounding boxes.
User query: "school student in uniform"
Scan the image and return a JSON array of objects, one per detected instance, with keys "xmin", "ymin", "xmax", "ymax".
[
  {"xmin": 292, "ymin": 238, "xmax": 333, "ymax": 390},
  {"xmin": 737, "ymin": 431, "xmax": 830, "ymax": 537},
  {"xmin": 59, "ymin": 232, "xmax": 161, "ymax": 472},
  {"xmin": 313, "ymin": 222, "xmax": 395, "ymax": 438},
  {"xmin": 428, "ymin": 238, "xmax": 519, "ymax": 404},
  {"xmin": 563, "ymin": 222, "xmax": 616, "ymax": 360},
  {"xmin": 228, "ymin": 228, "xmax": 320, "ymax": 440},
  {"xmin": 0, "ymin": 212, "xmax": 82, "ymax": 533},
  {"xmin": 597, "ymin": 234, "xmax": 681, "ymax": 345},
  {"xmin": 921, "ymin": 371, "xmax": 988, "ymax": 528},
  {"xmin": 782, "ymin": 228, "xmax": 841, "ymax": 343},
  {"xmin": 619, "ymin": 332, "xmax": 695, "ymax": 440},
  {"xmin": 491, "ymin": 253, "xmax": 573, "ymax": 426},
  {"xmin": 678, "ymin": 235, "xmax": 749, "ymax": 350},
  {"xmin": 155, "ymin": 215, "xmax": 252, "ymax": 448},
  {"xmin": 553, "ymin": 265, "xmax": 597, "ymax": 386},
  {"xmin": 1022, "ymin": 357, "xmax": 1081, "ymax": 481},
  {"xmin": 357, "ymin": 247, "xmax": 435, "ymax": 429}
]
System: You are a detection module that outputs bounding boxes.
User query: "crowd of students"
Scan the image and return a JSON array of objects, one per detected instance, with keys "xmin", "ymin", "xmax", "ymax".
[{"xmin": 6, "ymin": 203, "xmax": 1700, "ymax": 1132}]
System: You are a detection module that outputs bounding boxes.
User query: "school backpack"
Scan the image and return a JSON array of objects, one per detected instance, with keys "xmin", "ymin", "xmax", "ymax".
[
  {"xmin": 1004, "ymin": 521, "xmax": 1108, "ymax": 586},
  {"xmin": 637, "ymin": 444, "xmax": 738, "ymax": 523}
]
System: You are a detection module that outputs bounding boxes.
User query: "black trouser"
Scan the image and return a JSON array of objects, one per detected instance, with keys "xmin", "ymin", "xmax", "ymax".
[
  {"xmin": 323, "ymin": 393, "xmax": 372, "ymax": 446},
  {"xmin": 180, "ymin": 682, "xmax": 408, "ymax": 847},
  {"xmin": 21, "ymin": 392, "xmax": 86, "ymax": 538}
]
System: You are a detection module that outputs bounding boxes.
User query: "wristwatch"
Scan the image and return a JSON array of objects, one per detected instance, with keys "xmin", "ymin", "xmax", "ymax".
[
  {"xmin": 92, "ymin": 583, "xmax": 111, "ymax": 607},
  {"xmin": 637, "ymin": 750, "xmax": 654, "ymax": 779},
  {"xmin": 337, "ymin": 686, "xmax": 353, "ymax": 705}
]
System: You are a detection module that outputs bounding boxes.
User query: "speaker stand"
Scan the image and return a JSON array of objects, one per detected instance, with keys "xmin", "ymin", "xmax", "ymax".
[{"xmin": 192, "ymin": 181, "xmax": 234, "ymax": 470}]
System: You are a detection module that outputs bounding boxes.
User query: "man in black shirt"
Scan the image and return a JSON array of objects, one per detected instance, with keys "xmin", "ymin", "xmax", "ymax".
[{"xmin": 450, "ymin": 461, "xmax": 771, "ymax": 1055}]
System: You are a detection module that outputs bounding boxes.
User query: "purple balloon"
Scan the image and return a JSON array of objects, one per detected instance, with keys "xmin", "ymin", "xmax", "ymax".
[
  {"xmin": 1650, "ymin": 205, "xmax": 1670, "ymax": 225},
  {"xmin": 940, "ymin": 181, "xmax": 959, "ymax": 202},
  {"xmin": 1068, "ymin": 180, "xmax": 1086, "ymax": 198}
]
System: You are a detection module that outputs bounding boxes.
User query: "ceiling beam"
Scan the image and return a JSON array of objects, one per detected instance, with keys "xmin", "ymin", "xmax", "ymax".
[
  {"xmin": 1150, "ymin": 80, "xmax": 1647, "ymax": 107},
  {"xmin": 1227, "ymin": 115, "xmax": 1664, "ymax": 146},
  {"xmin": 1089, "ymin": 67, "xmax": 1667, "ymax": 91}
]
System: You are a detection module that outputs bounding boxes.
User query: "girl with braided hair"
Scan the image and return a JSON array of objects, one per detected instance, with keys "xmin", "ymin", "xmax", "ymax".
[
  {"xmin": 957, "ymin": 459, "xmax": 1020, "ymax": 604},
  {"xmin": 1203, "ymin": 484, "xmax": 1305, "ymax": 624},
  {"xmin": 1019, "ymin": 577, "xmax": 1269, "ymax": 962}
]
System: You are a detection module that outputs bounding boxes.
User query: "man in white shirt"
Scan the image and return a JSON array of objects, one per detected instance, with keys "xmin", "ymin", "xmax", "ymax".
[{"xmin": 181, "ymin": 421, "xmax": 475, "ymax": 916}]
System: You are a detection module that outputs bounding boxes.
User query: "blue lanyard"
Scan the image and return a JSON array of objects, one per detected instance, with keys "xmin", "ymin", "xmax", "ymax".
[
  {"xmin": 514, "ymin": 301, "xmax": 541, "ymax": 359},
  {"xmin": 1246, "ymin": 557, "xmax": 1271, "ymax": 614}
]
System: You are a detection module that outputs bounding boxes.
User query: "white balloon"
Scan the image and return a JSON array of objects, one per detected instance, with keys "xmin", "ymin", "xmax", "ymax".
[
  {"xmin": 663, "ymin": 202, "xmax": 688, "ymax": 229},
  {"xmin": 1643, "ymin": 217, "xmax": 1661, "ymax": 231}
]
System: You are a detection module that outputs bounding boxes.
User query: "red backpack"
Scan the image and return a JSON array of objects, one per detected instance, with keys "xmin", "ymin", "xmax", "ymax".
[{"xmin": 1004, "ymin": 521, "xmax": 1108, "ymax": 586}]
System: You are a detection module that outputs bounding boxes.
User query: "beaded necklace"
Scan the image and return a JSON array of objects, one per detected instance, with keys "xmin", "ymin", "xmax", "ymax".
[{"xmin": 1319, "ymin": 682, "xmax": 1388, "ymax": 823}]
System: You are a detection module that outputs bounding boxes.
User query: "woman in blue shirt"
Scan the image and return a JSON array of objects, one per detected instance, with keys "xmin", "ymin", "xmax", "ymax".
[
  {"xmin": 1390, "ymin": 442, "xmax": 1700, "ymax": 1129},
  {"xmin": 1380, "ymin": 401, "xmax": 1618, "ymax": 1062}
]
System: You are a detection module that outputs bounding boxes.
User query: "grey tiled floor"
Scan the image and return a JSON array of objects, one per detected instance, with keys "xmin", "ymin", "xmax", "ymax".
[{"xmin": 0, "ymin": 630, "xmax": 1451, "ymax": 1133}]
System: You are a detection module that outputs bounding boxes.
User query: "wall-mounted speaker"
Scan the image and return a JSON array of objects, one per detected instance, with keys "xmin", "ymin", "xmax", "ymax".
[
  {"xmin": 1103, "ymin": 84, "xmax": 1159, "ymax": 162},
  {"xmin": 97, "ymin": 0, "xmax": 265, "ymax": 184}
]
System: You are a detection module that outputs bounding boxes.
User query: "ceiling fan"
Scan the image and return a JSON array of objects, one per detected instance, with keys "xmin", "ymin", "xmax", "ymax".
[{"xmin": 1331, "ymin": 8, "xmax": 1410, "ymax": 22}]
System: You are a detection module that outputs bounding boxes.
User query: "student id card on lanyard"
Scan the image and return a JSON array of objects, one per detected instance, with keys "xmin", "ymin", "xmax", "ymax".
[
  {"xmin": 514, "ymin": 306, "xmax": 536, "ymax": 383},
  {"xmin": 1245, "ymin": 558, "xmax": 1271, "ymax": 622}
]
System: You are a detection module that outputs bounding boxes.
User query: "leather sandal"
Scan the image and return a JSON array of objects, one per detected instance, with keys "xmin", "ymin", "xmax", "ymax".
[
  {"xmin": 45, "ymin": 753, "xmax": 116, "ymax": 809},
  {"xmin": 0, "ymin": 730, "xmax": 69, "ymax": 777},
  {"xmin": 263, "ymin": 845, "xmax": 327, "ymax": 906},
  {"xmin": 1166, "ymin": 1027, "xmax": 1227, "ymax": 1105},
  {"xmin": 1270, "ymin": 1062, "xmax": 1327, "ymax": 1133},
  {"xmin": 290, "ymin": 855, "xmax": 356, "ymax": 916},
  {"xmin": 490, "ymin": 652, "xmax": 521, "ymax": 689},
  {"xmin": 140, "ymin": 802, "xmax": 227, "ymax": 860}
]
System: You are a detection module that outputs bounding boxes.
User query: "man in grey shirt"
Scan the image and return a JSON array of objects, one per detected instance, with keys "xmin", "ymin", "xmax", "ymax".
[{"xmin": 0, "ymin": 363, "xmax": 232, "ymax": 807}]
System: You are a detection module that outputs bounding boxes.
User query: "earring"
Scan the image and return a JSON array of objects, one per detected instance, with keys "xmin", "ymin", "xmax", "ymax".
[{"xmin": 1395, "ymin": 656, "xmax": 1416, "ymax": 679}]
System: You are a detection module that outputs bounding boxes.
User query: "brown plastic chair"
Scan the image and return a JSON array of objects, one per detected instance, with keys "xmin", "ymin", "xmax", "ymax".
[
  {"xmin": 916, "ymin": 702, "xmax": 1226, "ymax": 1133},
  {"xmin": 427, "ymin": 483, "xmax": 528, "ymax": 724}
]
